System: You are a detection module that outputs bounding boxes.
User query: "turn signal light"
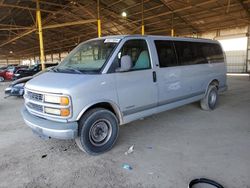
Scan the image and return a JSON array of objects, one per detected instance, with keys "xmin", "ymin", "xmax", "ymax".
[
  {"xmin": 60, "ymin": 108, "xmax": 70, "ymax": 117},
  {"xmin": 60, "ymin": 97, "xmax": 69, "ymax": 106}
]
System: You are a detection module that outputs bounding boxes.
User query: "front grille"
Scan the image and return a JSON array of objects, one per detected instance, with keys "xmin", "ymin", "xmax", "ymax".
[
  {"xmin": 26, "ymin": 91, "xmax": 43, "ymax": 102},
  {"xmin": 24, "ymin": 89, "xmax": 70, "ymax": 119},
  {"xmin": 26, "ymin": 102, "xmax": 43, "ymax": 112}
]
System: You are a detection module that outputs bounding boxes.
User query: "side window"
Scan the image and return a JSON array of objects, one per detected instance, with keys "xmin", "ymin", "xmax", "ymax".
[
  {"xmin": 116, "ymin": 39, "xmax": 151, "ymax": 71},
  {"xmin": 34, "ymin": 65, "xmax": 41, "ymax": 71},
  {"xmin": 174, "ymin": 41, "xmax": 207, "ymax": 65},
  {"xmin": 154, "ymin": 40, "xmax": 178, "ymax": 67},
  {"xmin": 201, "ymin": 43, "xmax": 224, "ymax": 63}
]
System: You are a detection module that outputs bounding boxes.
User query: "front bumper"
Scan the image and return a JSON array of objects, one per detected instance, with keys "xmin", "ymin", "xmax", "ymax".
[{"xmin": 21, "ymin": 107, "xmax": 78, "ymax": 139}]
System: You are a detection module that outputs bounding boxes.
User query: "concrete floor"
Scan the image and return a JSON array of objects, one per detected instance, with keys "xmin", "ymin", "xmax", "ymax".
[{"xmin": 0, "ymin": 76, "xmax": 249, "ymax": 188}]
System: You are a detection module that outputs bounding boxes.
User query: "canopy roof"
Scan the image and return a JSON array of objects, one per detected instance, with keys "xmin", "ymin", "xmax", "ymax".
[{"xmin": 0, "ymin": 0, "xmax": 249, "ymax": 59}]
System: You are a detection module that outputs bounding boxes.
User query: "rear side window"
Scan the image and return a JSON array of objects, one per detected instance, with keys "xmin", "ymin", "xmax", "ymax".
[
  {"xmin": 154, "ymin": 40, "xmax": 178, "ymax": 67},
  {"xmin": 201, "ymin": 43, "xmax": 224, "ymax": 63},
  {"xmin": 174, "ymin": 41, "xmax": 207, "ymax": 66}
]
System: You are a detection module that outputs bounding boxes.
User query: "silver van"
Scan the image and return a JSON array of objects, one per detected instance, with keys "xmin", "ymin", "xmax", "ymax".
[{"xmin": 21, "ymin": 35, "xmax": 227, "ymax": 155}]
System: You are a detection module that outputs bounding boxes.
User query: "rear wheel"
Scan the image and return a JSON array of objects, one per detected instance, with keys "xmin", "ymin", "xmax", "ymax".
[
  {"xmin": 75, "ymin": 108, "xmax": 119, "ymax": 155},
  {"xmin": 200, "ymin": 84, "xmax": 218, "ymax": 111}
]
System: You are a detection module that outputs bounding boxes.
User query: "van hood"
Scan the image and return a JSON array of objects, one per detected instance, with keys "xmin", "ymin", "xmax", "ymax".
[{"xmin": 25, "ymin": 72, "xmax": 95, "ymax": 94}]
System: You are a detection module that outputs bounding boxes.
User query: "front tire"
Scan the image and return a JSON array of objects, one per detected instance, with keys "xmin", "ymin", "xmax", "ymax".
[
  {"xmin": 75, "ymin": 108, "xmax": 119, "ymax": 155},
  {"xmin": 200, "ymin": 85, "xmax": 218, "ymax": 111}
]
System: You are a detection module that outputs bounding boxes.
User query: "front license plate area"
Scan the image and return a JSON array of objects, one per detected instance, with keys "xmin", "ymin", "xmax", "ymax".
[{"xmin": 32, "ymin": 128, "xmax": 49, "ymax": 140}]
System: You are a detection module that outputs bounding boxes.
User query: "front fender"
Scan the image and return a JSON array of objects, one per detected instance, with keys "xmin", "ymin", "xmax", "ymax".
[{"xmin": 76, "ymin": 99, "xmax": 124, "ymax": 125}]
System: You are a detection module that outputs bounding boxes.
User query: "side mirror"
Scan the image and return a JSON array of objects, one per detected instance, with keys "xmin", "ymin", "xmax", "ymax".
[{"xmin": 116, "ymin": 55, "xmax": 132, "ymax": 72}]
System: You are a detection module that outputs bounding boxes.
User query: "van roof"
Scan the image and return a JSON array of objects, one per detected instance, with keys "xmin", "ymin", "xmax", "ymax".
[{"xmin": 97, "ymin": 35, "xmax": 218, "ymax": 44}]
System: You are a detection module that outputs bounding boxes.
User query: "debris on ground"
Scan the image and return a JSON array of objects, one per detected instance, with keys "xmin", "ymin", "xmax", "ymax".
[
  {"xmin": 122, "ymin": 163, "xmax": 132, "ymax": 170},
  {"xmin": 125, "ymin": 145, "xmax": 134, "ymax": 155},
  {"xmin": 41, "ymin": 154, "xmax": 47, "ymax": 158},
  {"xmin": 146, "ymin": 146, "xmax": 153, "ymax": 149}
]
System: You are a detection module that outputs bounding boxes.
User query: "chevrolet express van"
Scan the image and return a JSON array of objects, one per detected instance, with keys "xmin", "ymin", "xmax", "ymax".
[{"xmin": 21, "ymin": 35, "xmax": 227, "ymax": 155}]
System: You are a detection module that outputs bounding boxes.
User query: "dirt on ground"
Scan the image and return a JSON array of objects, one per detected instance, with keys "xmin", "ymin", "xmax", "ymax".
[{"xmin": 0, "ymin": 76, "xmax": 250, "ymax": 188}]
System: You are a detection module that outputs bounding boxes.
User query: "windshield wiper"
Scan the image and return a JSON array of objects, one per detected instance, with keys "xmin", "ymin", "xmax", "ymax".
[
  {"xmin": 64, "ymin": 67, "xmax": 83, "ymax": 74},
  {"xmin": 53, "ymin": 67, "xmax": 83, "ymax": 74}
]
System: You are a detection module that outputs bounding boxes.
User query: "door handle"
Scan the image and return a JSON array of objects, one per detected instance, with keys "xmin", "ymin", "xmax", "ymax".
[{"xmin": 152, "ymin": 71, "xmax": 157, "ymax": 82}]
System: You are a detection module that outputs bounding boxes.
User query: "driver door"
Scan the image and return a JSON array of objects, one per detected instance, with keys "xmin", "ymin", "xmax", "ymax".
[{"xmin": 113, "ymin": 39, "xmax": 158, "ymax": 117}]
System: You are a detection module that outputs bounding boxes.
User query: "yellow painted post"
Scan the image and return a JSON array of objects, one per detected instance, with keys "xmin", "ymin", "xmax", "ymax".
[
  {"xmin": 97, "ymin": 19, "xmax": 101, "ymax": 38},
  {"xmin": 141, "ymin": 25, "xmax": 145, "ymax": 35},
  {"xmin": 171, "ymin": 29, "xmax": 174, "ymax": 37},
  {"xmin": 36, "ymin": 0, "xmax": 45, "ymax": 70},
  {"xmin": 171, "ymin": 13, "xmax": 174, "ymax": 37},
  {"xmin": 141, "ymin": 0, "xmax": 144, "ymax": 35},
  {"xmin": 97, "ymin": 0, "xmax": 101, "ymax": 38}
]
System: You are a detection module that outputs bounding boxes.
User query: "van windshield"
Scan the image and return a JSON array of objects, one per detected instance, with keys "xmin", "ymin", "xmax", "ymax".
[{"xmin": 56, "ymin": 39, "xmax": 118, "ymax": 74}]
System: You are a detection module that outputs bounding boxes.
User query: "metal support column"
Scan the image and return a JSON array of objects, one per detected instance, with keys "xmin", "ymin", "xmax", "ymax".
[
  {"xmin": 97, "ymin": 0, "xmax": 101, "ymax": 38},
  {"xmin": 141, "ymin": 0, "xmax": 145, "ymax": 35},
  {"xmin": 59, "ymin": 52, "xmax": 61, "ymax": 62},
  {"xmin": 36, "ymin": 0, "xmax": 45, "ymax": 70},
  {"xmin": 246, "ymin": 25, "xmax": 250, "ymax": 73},
  {"xmin": 171, "ymin": 14, "xmax": 174, "ymax": 37}
]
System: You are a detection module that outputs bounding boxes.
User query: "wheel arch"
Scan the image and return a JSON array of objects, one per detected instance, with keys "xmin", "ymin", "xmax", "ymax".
[
  {"xmin": 76, "ymin": 100, "xmax": 123, "ymax": 124},
  {"xmin": 204, "ymin": 79, "xmax": 219, "ymax": 95}
]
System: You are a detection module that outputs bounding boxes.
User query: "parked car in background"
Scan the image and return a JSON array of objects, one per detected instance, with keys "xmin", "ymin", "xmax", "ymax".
[
  {"xmin": 0, "ymin": 66, "xmax": 7, "ymax": 71},
  {"xmin": 13, "ymin": 63, "xmax": 57, "ymax": 80},
  {"xmin": 0, "ymin": 67, "xmax": 7, "ymax": 81},
  {"xmin": 0, "ymin": 65, "xmax": 28, "ymax": 81},
  {"xmin": 5, "ymin": 76, "xmax": 32, "ymax": 97},
  {"xmin": 5, "ymin": 65, "xmax": 28, "ymax": 80},
  {"xmin": 5, "ymin": 66, "xmax": 56, "ymax": 97},
  {"xmin": 21, "ymin": 35, "xmax": 227, "ymax": 155}
]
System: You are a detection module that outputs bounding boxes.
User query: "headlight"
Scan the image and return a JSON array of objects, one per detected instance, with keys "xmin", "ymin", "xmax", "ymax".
[
  {"xmin": 44, "ymin": 95, "xmax": 69, "ymax": 105},
  {"xmin": 44, "ymin": 107, "xmax": 70, "ymax": 117},
  {"xmin": 14, "ymin": 74, "xmax": 20, "ymax": 76}
]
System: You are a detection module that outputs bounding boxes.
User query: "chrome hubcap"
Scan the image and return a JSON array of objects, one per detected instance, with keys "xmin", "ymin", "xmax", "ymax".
[
  {"xmin": 209, "ymin": 90, "xmax": 217, "ymax": 106},
  {"xmin": 89, "ymin": 119, "xmax": 112, "ymax": 146}
]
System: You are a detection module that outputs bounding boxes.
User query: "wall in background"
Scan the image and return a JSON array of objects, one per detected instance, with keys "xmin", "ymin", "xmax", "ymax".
[{"xmin": 186, "ymin": 26, "xmax": 248, "ymax": 73}]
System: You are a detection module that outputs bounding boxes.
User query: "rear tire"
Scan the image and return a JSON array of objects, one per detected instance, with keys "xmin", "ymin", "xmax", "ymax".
[
  {"xmin": 200, "ymin": 84, "xmax": 218, "ymax": 111},
  {"xmin": 75, "ymin": 108, "xmax": 119, "ymax": 155}
]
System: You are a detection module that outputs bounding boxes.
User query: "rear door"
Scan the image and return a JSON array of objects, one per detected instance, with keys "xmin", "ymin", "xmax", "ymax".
[
  {"xmin": 174, "ymin": 41, "xmax": 209, "ymax": 95},
  {"xmin": 114, "ymin": 39, "xmax": 158, "ymax": 116},
  {"xmin": 153, "ymin": 40, "xmax": 184, "ymax": 105}
]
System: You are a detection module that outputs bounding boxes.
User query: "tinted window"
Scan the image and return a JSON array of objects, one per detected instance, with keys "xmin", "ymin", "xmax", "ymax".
[
  {"xmin": 116, "ymin": 39, "xmax": 151, "ymax": 71},
  {"xmin": 201, "ymin": 43, "xmax": 224, "ymax": 63},
  {"xmin": 174, "ymin": 41, "xmax": 207, "ymax": 66},
  {"xmin": 155, "ymin": 40, "xmax": 178, "ymax": 67},
  {"xmin": 7, "ymin": 67, "xmax": 15, "ymax": 72}
]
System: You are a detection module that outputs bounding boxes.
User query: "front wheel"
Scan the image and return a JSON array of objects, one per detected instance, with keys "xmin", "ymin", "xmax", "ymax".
[
  {"xmin": 200, "ymin": 85, "xmax": 218, "ymax": 111},
  {"xmin": 75, "ymin": 108, "xmax": 119, "ymax": 155}
]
